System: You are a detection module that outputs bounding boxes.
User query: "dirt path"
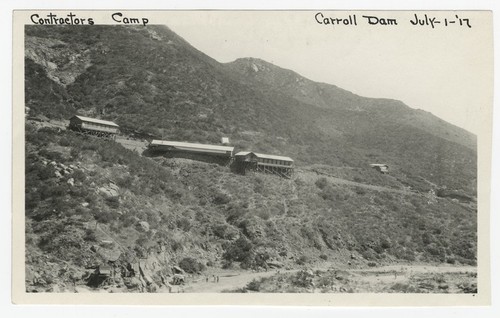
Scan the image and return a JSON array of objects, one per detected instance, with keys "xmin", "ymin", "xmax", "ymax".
[
  {"xmin": 115, "ymin": 137, "xmax": 148, "ymax": 154},
  {"xmin": 163, "ymin": 264, "xmax": 476, "ymax": 293},
  {"xmin": 166, "ymin": 269, "xmax": 294, "ymax": 293},
  {"xmin": 303, "ymin": 168, "xmax": 417, "ymax": 195}
]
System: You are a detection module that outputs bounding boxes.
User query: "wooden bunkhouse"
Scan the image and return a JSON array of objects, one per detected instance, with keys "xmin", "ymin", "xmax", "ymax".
[
  {"xmin": 68, "ymin": 115, "xmax": 119, "ymax": 139},
  {"xmin": 370, "ymin": 163, "xmax": 389, "ymax": 174},
  {"xmin": 234, "ymin": 151, "xmax": 294, "ymax": 179},
  {"xmin": 148, "ymin": 140, "xmax": 234, "ymax": 164}
]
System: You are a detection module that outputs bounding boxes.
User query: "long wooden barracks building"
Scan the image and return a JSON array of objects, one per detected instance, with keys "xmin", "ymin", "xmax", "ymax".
[
  {"xmin": 148, "ymin": 140, "xmax": 235, "ymax": 165},
  {"xmin": 234, "ymin": 151, "xmax": 294, "ymax": 179},
  {"xmin": 68, "ymin": 115, "xmax": 119, "ymax": 139},
  {"xmin": 148, "ymin": 140, "xmax": 235, "ymax": 157}
]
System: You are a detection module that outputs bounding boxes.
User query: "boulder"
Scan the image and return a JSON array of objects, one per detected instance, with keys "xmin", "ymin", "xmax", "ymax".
[
  {"xmin": 172, "ymin": 266, "xmax": 184, "ymax": 274},
  {"xmin": 124, "ymin": 277, "xmax": 142, "ymax": 289},
  {"xmin": 147, "ymin": 282, "xmax": 159, "ymax": 292},
  {"xmin": 109, "ymin": 286, "xmax": 126, "ymax": 293},
  {"xmin": 305, "ymin": 269, "xmax": 315, "ymax": 277},
  {"xmin": 99, "ymin": 186, "xmax": 119, "ymax": 197},
  {"xmin": 25, "ymin": 268, "xmax": 42, "ymax": 285},
  {"xmin": 138, "ymin": 221, "xmax": 150, "ymax": 232},
  {"xmin": 99, "ymin": 183, "xmax": 120, "ymax": 197},
  {"xmin": 267, "ymin": 261, "xmax": 284, "ymax": 268},
  {"xmin": 47, "ymin": 284, "xmax": 61, "ymax": 292},
  {"xmin": 74, "ymin": 286, "xmax": 92, "ymax": 293},
  {"xmin": 143, "ymin": 273, "xmax": 154, "ymax": 285},
  {"xmin": 97, "ymin": 246, "xmax": 121, "ymax": 262},
  {"xmin": 67, "ymin": 178, "xmax": 75, "ymax": 186}
]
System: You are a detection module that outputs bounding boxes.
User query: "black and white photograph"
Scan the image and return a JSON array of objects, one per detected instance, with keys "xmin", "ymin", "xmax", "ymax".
[{"xmin": 11, "ymin": 9, "xmax": 493, "ymax": 305}]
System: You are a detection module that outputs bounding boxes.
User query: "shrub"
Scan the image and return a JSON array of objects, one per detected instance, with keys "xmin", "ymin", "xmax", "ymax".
[
  {"xmin": 223, "ymin": 236, "xmax": 255, "ymax": 269},
  {"xmin": 296, "ymin": 255, "xmax": 308, "ymax": 265},
  {"xmin": 319, "ymin": 254, "xmax": 328, "ymax": 261},
  {"xmin": 170, "ymin": 240, "xmax": 183, "ymax": 252},
  {"xmin": 361, "ymin": 249, "xmax": 377, "ymax": 260},
  {"xmin": 354, "ymin": 187, "xmax": 367, "ymax": 195},
  {"xmin": 94, "ymin": 210, "xmax": 114, "ymax": 224},
  {"xmin": 38, "ymin": 149, "xmax": 64, "ymax": 161},
  {"xmin": 315, "ymin": 177, "xmax": 328, "ymax": 189},
  {"xmin": 105, "ymin": 196, "xmax": 120, "ymax": 209},
  {"xmin": 246, "ymin": 279, "xmax": 262, "ymax": 292},
  {"xmin": 35, "ymin": 164, "xmax": 54, "ymax": 181},
  {"xmin": 176, "ymin": 217, "xmax": 192, "ymax": 232},
  {"xmin": 72, "ymin": 170, "xmax": 86, "ymax": 182},
  {"xmin": 178, "ymin": 257, "xmax": 207, "ymax": 273},
  {"xmin": 213, "ymin": 224, "xmax": 238, "ymax": 240},
  {"xmin": 380, "ymin": 238, "xmax": 391, "ymax": 249},
  {"xmin": 25, "ymin": 191, "xmax": 41, "ymax": 210},
  {"xmin": 291, "ymin": 270, "xmax": 313, "ymax": 288},
  {"xmin": 58, "ymin": 136, "xmax": 71, "ymax": 147},
  {"xmin": 390, "ymin": 283, "xmax": 419, "ymax": 293},
  {"xmin": 213, "ymin": 192, "xmax": 231, "ymax": 205},
  {"xmin": 256, "ymin": 209, "xmax": 270, "ymax": 220}
]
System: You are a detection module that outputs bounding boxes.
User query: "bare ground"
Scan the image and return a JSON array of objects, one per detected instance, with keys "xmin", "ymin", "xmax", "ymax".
[{"xmin": 160, "ymin": 264, "xmax": 476, "ymax": 293}]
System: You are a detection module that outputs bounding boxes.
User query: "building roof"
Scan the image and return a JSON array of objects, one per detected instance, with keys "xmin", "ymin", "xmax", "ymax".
[
  {"xmin": 149, "ymin": 140, "xmax": 234, "ymax": 152},
  {"xmin": 235, "ymin": 151, "xmax": 294, "ymax": 162},
  {"xmin": 72, "ymin": 115, "xmax": 119, "ymax": 127},
  {"xmin": 235, "ymin": 151, "xmax": 252, "ymax": 156}
]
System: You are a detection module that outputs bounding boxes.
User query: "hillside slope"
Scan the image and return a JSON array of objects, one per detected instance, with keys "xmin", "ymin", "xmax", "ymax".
[
  {"xmin": 25, "ymin": 125, "xmax": 476, "ymax": 292},
  {"xmin": 24, "ymin": 25, "xmax": 478, "ymax": 292}
]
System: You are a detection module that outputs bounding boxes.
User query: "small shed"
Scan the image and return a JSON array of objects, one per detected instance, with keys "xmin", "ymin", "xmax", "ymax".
[
  {"xmin": 97, "ymin": 264, "xmax": 113, "ymax": 276},
  {"xmin": 68, "ymin": 115, "xmax": 119, "ymax": 139},
  {"xmin": 370, "ymin": 164, "xmax": 389, "ymax": 174}
]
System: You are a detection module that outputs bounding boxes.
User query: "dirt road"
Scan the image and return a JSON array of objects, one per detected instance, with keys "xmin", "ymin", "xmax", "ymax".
[
  {"xmin": 162, "ymin": 264, "xmax": 476, "ymax": 293},
  {"xmin": 301, "ymin": 168, "xmax": 417, "ymax": 195},
  {"xmin": 164, "ymin": 269, "xmax": 293, "ymax": 293}
]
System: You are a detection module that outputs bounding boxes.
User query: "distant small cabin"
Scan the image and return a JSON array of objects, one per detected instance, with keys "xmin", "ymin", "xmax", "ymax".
[
  {"xmin": 370, "ymin": 164, "xmax": 389, "ymax": 174},
  {"xmin": 68, "ymin": 115, "xmax": 119, "ymax": 139},
  {"xmin": 148, "ymin": 140, "xmax": 234, "ymax": 163},
  {"xmin": 234, "ymin": 151, "xmax": 294, "ymax": 178}
]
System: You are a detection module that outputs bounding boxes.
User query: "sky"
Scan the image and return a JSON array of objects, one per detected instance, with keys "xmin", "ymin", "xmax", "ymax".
[{"xmin": 155, "ymin": 11, "xmax": 492, "ymax": 135}]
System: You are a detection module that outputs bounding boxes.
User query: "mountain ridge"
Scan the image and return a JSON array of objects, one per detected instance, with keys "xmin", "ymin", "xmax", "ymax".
[{"xmin": 225, "ymin": 57, "xmax": 476, "ymax": 150}]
